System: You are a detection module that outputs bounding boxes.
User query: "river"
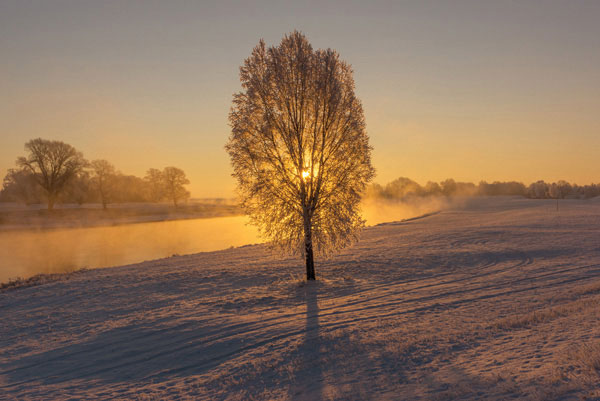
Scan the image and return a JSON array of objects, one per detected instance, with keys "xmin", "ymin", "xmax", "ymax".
[
  {"xmin": 0, "ymin": 198, "xmax": 445, "ymax": 283},
  {"xmin": 0, "ymin": 216, "xmax": 260, "ymax": 283}
]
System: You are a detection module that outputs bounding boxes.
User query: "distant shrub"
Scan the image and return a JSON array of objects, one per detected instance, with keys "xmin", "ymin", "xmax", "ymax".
[{"xmin": 364, "ymin": 177, "xmax": 599, "ymax": 200}]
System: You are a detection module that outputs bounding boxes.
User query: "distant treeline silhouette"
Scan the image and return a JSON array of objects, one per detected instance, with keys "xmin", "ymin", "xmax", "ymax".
[
  {"xmin": 1, "ymin": 139, "xmax": 190, "ymax": 209},
  {"xmin": 367, "ymin": 177, "xmax": 600, "ymax": 200}
]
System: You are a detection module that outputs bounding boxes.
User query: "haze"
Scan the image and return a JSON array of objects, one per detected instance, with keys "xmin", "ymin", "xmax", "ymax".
[{"xmin": 1, "ymin": 0, "xmax": 599, "ymax": 197}]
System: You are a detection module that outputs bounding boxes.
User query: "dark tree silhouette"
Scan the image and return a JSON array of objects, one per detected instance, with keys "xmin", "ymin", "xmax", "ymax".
[
  {"xmin": 90, "ymin": 159, "xmax": 117, "ymax": 209},
  {"xmin": 144, "ymin": 168, "xmax": 164, "ymax": 202},
  {"xmin": 226, "ymin": 31, "xmax": 375, "ymax": 280},
  {"xmin": 162, "ymin": 166, "xmax": 190, "ymax": 207},
  {"xmin": 1, "ymin": 168, "xmax": 42, "ymax": 204},
  {"xmin": 17, "ymin": 138, "xmax": 87, "ymax": 210}
]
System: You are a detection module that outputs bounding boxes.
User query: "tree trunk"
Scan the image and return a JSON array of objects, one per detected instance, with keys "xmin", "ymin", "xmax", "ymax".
[
  {"xmin": 304, "ymin": 222, "xmax": 316, "ymax": 280},
  {"xmin": 47, "ymin": 194, "xmax": 55, "ymax": 211},
  {"xmin": 305, "ymin": 238, "xmax": 315, "ymax": 280}
]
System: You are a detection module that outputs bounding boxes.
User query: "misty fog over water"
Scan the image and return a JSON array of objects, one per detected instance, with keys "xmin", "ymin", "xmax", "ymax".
[
  {"xmin": 0, "ymin": 199, "xmax": 447, "ymax": 283},
  {"xmin": 0, "ymin": 216, "xmax": 260, "ymax": 283}
]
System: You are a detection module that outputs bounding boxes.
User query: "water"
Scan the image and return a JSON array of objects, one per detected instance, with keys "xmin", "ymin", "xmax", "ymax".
[
  {"xmin": 0, "ymin": 216, "xmax": 260, "ymax": 283},
  {"xmin": 0, "ymin": 200, "xmax": 442, "ymax": 283}
]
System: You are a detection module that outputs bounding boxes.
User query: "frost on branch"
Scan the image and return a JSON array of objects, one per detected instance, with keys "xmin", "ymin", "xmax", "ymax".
[{"xmin": 226, "ymin": 31, "xmax": 375, "ymax": 278}]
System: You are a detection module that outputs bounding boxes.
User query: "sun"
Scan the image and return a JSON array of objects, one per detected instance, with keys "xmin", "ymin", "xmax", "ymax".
[{"xmin": 302, "ymin": 170, "xmax": 310, "ymax": 179}]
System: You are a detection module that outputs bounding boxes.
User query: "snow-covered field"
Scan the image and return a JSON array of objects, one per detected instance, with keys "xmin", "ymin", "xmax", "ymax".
[{"xmin": 1, "ymin": 197, "xmax": 600, "ymax": 400}]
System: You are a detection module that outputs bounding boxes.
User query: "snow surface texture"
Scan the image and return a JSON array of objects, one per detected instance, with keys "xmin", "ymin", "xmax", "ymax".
[{"xmin": 1, "ymin": 197, "xmax": 600, "ymax": 400}]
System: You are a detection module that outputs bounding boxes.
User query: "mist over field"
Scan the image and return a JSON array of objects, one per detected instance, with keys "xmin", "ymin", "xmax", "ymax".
[
  {"xmin": 3, "ymin": 173, "xmax": 600, "ymax": 286},
  {"xmin": 0, "ymin": 195, "xmax": 456, "ymax": 284},
  {"xmin": 361, "ymin": 196, "xmax": 454, "ymax": 226},
  {"xmin": 0, "ymin": 209, "xmax": 257, "ymax": 284}
]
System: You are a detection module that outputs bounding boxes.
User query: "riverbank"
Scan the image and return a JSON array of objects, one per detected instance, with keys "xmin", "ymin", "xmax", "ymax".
[{"xmin": 0, "ymin": 201, "xmax": 243, "ymax": 231}]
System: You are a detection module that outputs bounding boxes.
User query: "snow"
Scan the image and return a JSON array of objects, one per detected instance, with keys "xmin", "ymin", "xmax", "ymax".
[{"xmin": 1, "ymin": 197, "xmax": 600, "ymax": 400}]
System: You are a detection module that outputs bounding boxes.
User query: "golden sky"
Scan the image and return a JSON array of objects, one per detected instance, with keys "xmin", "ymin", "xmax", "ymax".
[{"xmin": 1, "ymin": 1, "xmax": 599, "ymax": 197}]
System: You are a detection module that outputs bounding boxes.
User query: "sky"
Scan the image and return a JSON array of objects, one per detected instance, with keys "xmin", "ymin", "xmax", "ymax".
[{"xmin": 1, "ymin": 0, "xmax": 599, "ymax": 198}]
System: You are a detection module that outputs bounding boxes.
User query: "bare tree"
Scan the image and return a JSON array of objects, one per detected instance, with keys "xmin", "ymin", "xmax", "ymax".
[
  {"xmin": 162, "ymin": 167, "xmax": 190, "ymax": 207},
  {"xmin": 17, "ymin": 138, "xmax": 87, "ymax": 210},
  {"xmin": 113, "ymin": 174, "xmax": 148, "ymax": 203},
  {"xmin": 90, "ymin": 159, "xmax": 117, "ymax": 209},
  {"xmin": 1, "ymin": 168, "xmax": 43, "ymax": 204},
  {"xmin": 226, "ymin": 32, "xmax": 375, "ymax": 280},
  {"xmin": 62, "ymin": 170, "xmax": 92, "ymax": 205},
  {"xmin": 144, "ymin": 168, "xmax": 165, "ymax": 202}
]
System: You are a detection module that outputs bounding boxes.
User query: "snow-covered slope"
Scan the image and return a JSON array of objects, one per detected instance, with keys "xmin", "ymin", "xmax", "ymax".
[{"xmin": 1, "ymin": 197, "xmax": 600, "ymax": 400}]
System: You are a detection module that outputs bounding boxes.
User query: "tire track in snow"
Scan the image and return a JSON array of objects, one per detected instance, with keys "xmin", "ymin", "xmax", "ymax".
[
  {"xmin": 0, "ymin": 246, "xmax": 518, "ymax": 382},
  {"xmin": 0, "ymin": 245, "xmax": 526, "ymax": 378},
  {"xmin": 65, "ymin": 264, "xmax": 598, "ymax": 385},
  {"xmin": 3, "ymin": 260, "xmax": 596, "ymax": 390}
]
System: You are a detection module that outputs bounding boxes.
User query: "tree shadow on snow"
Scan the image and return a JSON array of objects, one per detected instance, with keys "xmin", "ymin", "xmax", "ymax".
[
  {"xmin": 0, "ymin": 317, "xmax": 270, "ymax": 388},
  {"xmin": 289, "ymin": 282, "xmax": 324, "ymax": 400}
]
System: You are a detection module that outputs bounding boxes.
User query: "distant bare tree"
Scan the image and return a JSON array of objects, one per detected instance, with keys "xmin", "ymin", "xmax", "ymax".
[
  {"xmin": 162, "ymin": 167, "xmax": 190, "ymax": 207},
  {"xmin": 226, "ymin": 31, "xmax": 375, "ymax": 280},
  {"xmin": 17, "ymin": 138, "xmax": 87, "ymax": 210},
  {"xmin": 440, "ymin": 179, "xmax": 457, "ymax": 196},
  {"xmin": 91, "ymin": 159, "xmax": 117, "ymax": 209},
  {"xmin": 424, "ymin": 181, "xmax": 443, "ymax": 196},
  {"xmin": 144, "ymin": 168, "xmax": 165, "ymax": 202},
  {"xmin": 556, "ymin": 180, "xmax": 571, "ymax": 199},
  {"xmin": 113, "ymin": 174, "xmax": 148, "ymax": 203},
  {"xmin": 62, "ymin": 171, "xmax": 92, "ymax": 205},
  {"xmin": 385, "ymin": 177, "xmax": 423, "ymax": 198},
  {"xmin": 1, "ymin": 168, "xmax": 43, "ymax": 204},
  {"xmin": 528, "ymin": 181, "xmax": 548, "ymax": 199}
]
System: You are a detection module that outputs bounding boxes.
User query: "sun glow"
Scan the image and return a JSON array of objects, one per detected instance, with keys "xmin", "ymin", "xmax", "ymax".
[{"xmin": 302, "ymin": 170, "xmax": 310, "ymax": 179}]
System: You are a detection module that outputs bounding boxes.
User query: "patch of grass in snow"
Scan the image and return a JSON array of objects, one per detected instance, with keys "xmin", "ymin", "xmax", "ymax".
[
  {"xmin": 492, "ymin": 308, "xmax": 565, "ymax": 330},
  {"xmin": 491, "ymin": 296, "xmax": 600, "ymax": 331},
  {"xmin": 577, "ymin": 281, "xmax": 600, "ymax": 296},
  {"xmin": 0, "ymin": 268, "xmax": 88, "ymax": 292},
  {"xmin": 269, "ymin": 271, "xmax": 361, "ymax": 293},
  {"xmin": 135, "ymin": 393, "xmax": 162, "ymax": 401},
  {"xmin": 576, "ymin": 342, "xmax": 600, "ymax": 373},
  {"xmin": 534, "ymin": 342, "xmax": 600, "ymax": 400},
  {"xmin": 430, "ymin": 381, "xmax": 477, "ymax": 401},
  {"xmin": 266, "ymin": 273, "xmax": 311, "ymax": 294}
]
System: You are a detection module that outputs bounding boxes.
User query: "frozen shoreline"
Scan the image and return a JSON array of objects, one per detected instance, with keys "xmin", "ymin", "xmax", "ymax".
[{"xmin": 0, "ymin": 201, "xmax": 243, "ymax": 231}]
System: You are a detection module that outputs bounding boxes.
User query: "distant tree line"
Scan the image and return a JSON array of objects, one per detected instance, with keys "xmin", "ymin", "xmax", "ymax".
[
  {"xmin": 367, "ymin": 177, "xmax": 600, "ymax": 200},
  {"xmin": 1, "ymin": 138, "xmax": 191, "ymax": 209}
]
